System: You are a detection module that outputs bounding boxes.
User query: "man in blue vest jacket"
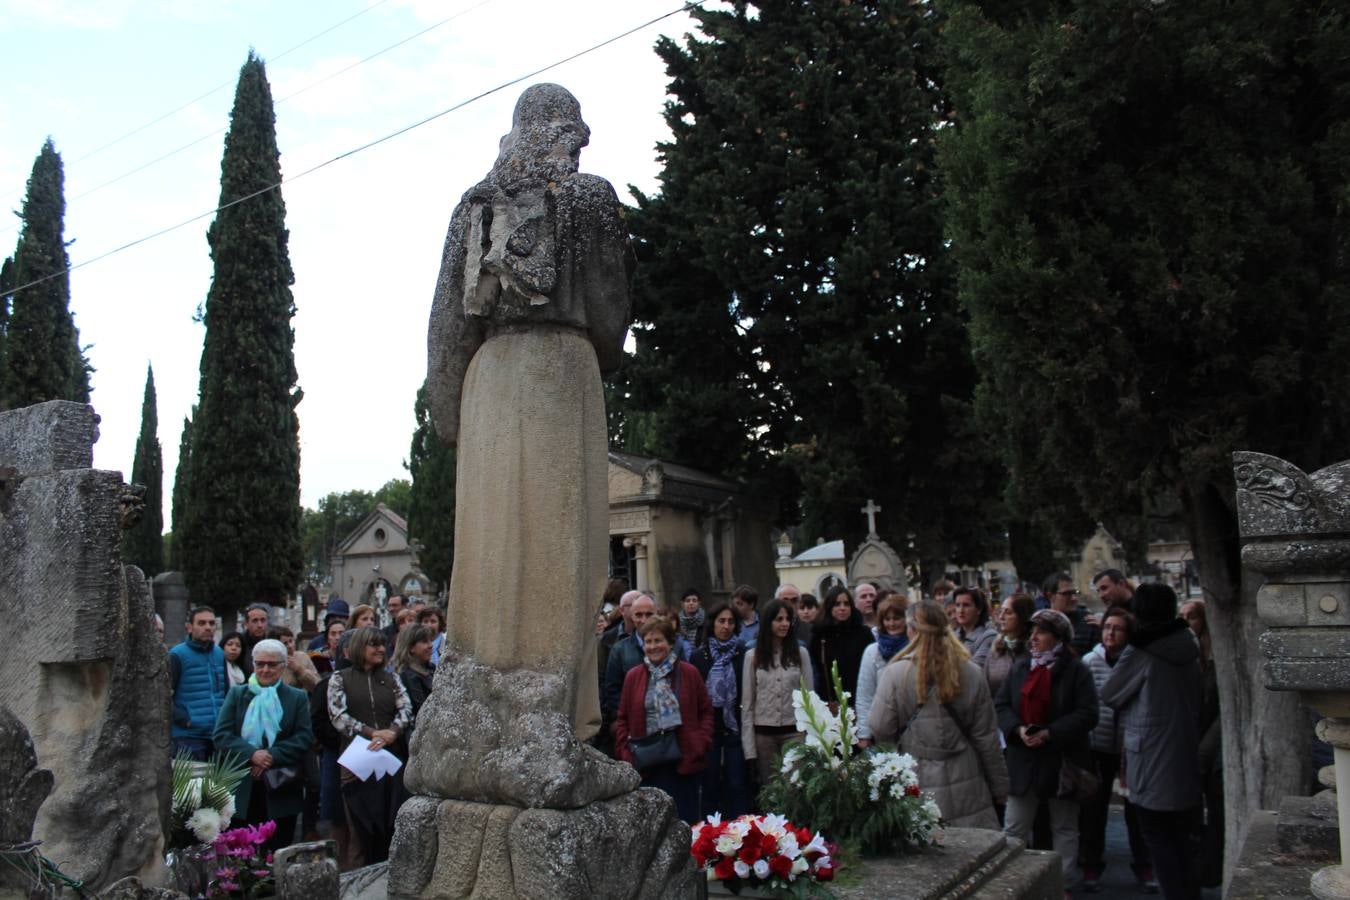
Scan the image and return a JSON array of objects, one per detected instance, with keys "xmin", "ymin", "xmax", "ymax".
[{"xmin": 168, "ymin": 605, "xmax": 227, "ymax": 760}]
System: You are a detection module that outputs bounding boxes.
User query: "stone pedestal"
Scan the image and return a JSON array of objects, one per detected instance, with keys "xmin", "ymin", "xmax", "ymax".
[
  {"xmin": 1236, "ymin": 451, "xmax": 1350, "ymax": 898},
  {"xmin": 387, "ymin": 790, "xmax": 695, "ymax": 899}
]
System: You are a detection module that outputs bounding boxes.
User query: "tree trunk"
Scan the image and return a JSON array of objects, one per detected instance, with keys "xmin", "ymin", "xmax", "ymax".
[{"xmin": 1184, "ymin": 477, "xmax": 1310, "ymax": 886}]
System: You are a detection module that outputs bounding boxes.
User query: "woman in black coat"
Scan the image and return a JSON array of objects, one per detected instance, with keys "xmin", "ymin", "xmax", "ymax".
[
  {"xmin": 690, "ymin": 603, "xmax": 748, "ymax": 819},
  {"xmin": 809, "ymin": 585, "xmax": 874, "ymax": 710},
  {"xmin": 995, "ymin": 608, "xmax": 1099, "ymax": 891}
]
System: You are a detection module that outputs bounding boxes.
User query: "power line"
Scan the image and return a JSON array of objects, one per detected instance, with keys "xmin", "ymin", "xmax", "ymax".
[
  {"xmin": 4, "ymin": 1, "xmax": 700, "ymax": 301},
  {"xmin": 26, "ymin": 0, "xmax": 394, "ymax": 173},
  {"xmin": 2, "ymin": 0, "xmax": 498, "ymax": 233}
]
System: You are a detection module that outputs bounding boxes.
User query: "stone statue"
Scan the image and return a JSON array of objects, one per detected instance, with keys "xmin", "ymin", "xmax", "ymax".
[
  {"xmin": 393, "ymin": 86, "xmax": 695, "ymax": 898},
  {"xmin": 426, "ymin": 82, "xmax": 632, "ymax": 737}
]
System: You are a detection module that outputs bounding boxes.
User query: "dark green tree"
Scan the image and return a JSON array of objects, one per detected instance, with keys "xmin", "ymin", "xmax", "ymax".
[
  {"xmin": 168, "ymin": 412, "xmax": 193, "ymax": 571},
  {"xmin": 407, "ymin": 385, "xmax": 456, "ymax": 590},
  {"xmin": 3, "ymin": 139, "xmax": 90, "ymax": 408},
  {"xmin": 122, "ymin": 364, "xmax": 164, "ymax": 576},
  {"xmin": 0, "ymin": 256, "xmax": 12, "ymax": 407},
  {"xmin": 613, "ymin": 0, "xmax": 1004, "ymax": 577},
  {"xmin": 180, "ymin": 52, "xmax": 302, "ymax": 613},
  {"xmin": 940, "ymin": 0, "xmax": 1350, "ymax": 843}
]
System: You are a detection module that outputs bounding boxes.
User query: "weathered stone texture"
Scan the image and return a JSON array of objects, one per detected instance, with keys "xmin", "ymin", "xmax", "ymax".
[
  {"xmin": 404, "ymin": 655, "xmax": 637, "ymax": 809},
  {"xmin": 0, "ymin": 402, "xmax": 171, "ymax": 889},
  {"xmin": 0, "ymin": 400, "xmax": 98, "ymax": 476},
  {"xmin": 388, "ymin": 790, "xmax": 696, "ymax": 900},
  {"xmin": 274, "ymin": 840, "xmax": 340, "ymax": 900}
]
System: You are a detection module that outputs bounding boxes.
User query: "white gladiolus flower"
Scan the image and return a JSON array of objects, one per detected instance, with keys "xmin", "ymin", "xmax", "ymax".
[
  {"xmin": 705, "ymin": 812, "xmax": 722, "ymax": 826},
  {"xmin": 221, "ymin": 797, "xmax": 236, "ymax": 821},
  {"xmin": 761, "ymin": 813, "xmax": 788, "ymax": 835},
  {"xmin": 778, "ymin": 832, "xmax": 801, "ymax": 860},
  {"xmin": 802, "ymin": 832, "xmax": 829, "ymax": 857},
  {"xmin": 791, "ymin": 856, "xmax": 810, "ymax": 875}
]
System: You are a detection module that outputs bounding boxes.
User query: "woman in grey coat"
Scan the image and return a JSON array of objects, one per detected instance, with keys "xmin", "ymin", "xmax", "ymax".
[
  {"xmin": 952, "ymin": 586, "xmax": 997, "ymax": 669},
  {"xmin": 1101, "ymin": 583, "xmax": 1203, "ymax": 900},
  {"xmin": 868, "ymin": 601, "xmax": 1009, "ymax": 829}
]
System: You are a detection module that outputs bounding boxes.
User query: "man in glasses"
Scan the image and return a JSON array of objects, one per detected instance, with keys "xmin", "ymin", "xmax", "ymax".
[{"xmin": 1042, "ymin": 571, "xmax": 1100, "ymax": 655}]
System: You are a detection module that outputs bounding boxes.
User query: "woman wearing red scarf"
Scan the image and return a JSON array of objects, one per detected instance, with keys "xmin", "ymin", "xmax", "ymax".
[{"xmin": 995, "ymin": 609, "xmax": 1099, "ymax": 896}]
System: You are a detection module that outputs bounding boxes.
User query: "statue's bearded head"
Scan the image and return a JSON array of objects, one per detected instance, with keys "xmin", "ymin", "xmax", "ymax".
[{"xmin": 491, "ymin": 83, "xmax": 591, "ymax": 185}]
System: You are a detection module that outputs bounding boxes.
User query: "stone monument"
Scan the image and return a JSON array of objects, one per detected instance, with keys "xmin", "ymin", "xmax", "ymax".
[
  {"xmin": 0, "ymin": 400, "xmax": 173, "ymax": 889},
  {"xmin": 1232, "ymin": 451, "xmax": 1350, "ymax": 898},
  {"xmin": 847, "ymin": 499, "xmax": 908, "ymax": 591},
  {"xmin": 389, "ymin": 84, "xmax": 695, "ymax": 898}
]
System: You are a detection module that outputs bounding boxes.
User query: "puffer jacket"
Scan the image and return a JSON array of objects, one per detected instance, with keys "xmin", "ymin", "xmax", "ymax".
[
  {"xmin": 1083, "ymin": 644, "xmax": 1124, "ymax": 753},
  {"xmin": 995, "ymin": 652, "xmax": 1099, "ymax": 799},
  {"xmin": 868, "ymin": 659, "xmax": 1010, "ymax": 828},
  {"xmin": 1100, "ymin": 620, "xmax": 1202, "ymax": 811}
]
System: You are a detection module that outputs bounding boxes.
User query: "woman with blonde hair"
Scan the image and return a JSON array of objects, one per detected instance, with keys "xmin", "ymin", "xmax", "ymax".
[{"xmin": 868, "ymin": 600, "xmax": 1008, "ymax": 829}]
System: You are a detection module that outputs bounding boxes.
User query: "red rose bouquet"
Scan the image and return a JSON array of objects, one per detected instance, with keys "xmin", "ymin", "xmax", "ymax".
[{"xmin": 691, "ymin": 813, "xmax": 837, "ymax": 897}]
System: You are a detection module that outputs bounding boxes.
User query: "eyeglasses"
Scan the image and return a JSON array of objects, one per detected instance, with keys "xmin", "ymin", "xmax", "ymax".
[
  {"xmin": 1055, "ymin": 589, "xmax": 1079, "ymax": 597},
  {"xmin": 252, "ymin": 660, "xmax": 282, "ymax": 669}
]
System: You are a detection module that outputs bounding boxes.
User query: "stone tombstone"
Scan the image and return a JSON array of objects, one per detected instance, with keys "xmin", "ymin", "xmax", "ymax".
[
  {"xmin": 153, "ymin": 571, "xmax": 191, "ymax": 646},
  {"xmin": 390, "ymin": 85, "xmax": 695, "ymax": 898},
  {"xmin": 0, "ymin": 400, "xmax": 173, "ymax": 889},
  {"xmin": 847, "ymin": 499, "xmax": 906, "ymax": 591},
  {"xmin": 1235, "ymin": 451, "xmax": 1350, "ymax": 898}
]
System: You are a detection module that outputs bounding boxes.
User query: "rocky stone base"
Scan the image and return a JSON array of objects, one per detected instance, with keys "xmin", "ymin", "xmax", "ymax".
[
  {"xmin": 387, "ymin": 789, "xmax": 697, "ymax": 899},
  {"xmin": 403, "ymin": 655, "xmax": 638, "ymax": 810}
]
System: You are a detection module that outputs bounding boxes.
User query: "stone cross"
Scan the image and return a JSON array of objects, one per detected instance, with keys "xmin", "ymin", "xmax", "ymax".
[{"xmin": 862, "ymin": 498, "xmax": 882, "ymax": 537}]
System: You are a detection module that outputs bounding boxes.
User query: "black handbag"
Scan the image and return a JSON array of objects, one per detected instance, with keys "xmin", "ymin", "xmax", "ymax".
[
  {"xmin": 1057, "ymin": 757, "xmax": 1100, "ymax": 802},
  {"xmin": 629, "ymin": 729, "xmax": 682, "ymax": 770},
  {"xmin": 262, "ymin": 765, "xmax": 300, "ymax": 791}
]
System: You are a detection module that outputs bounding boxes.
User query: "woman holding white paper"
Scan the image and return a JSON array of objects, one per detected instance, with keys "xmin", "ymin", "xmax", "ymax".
[{"xmin": 328, "ymin": 627, "xmax": 413, "ymax": 864}]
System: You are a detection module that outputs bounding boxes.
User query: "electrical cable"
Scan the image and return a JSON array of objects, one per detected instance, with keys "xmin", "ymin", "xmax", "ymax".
[
  {"xmin": 3, "ymin": 1, "xmax": 701, "ymax": 300},
  {"xmin": 2, "ymin": 0, "xmax": 498, "ymax": 231}
]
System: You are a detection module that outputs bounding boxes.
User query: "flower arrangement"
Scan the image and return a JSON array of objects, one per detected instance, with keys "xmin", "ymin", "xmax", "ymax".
[
  {"xmin": 170, "ymin": 751, "xmax": 249, "ymax": 848},
  {"xmin": 758, "ymin": 663, "xmax": 942, "ymax": 856},
  {"xmin": 210, "ymin": 822, "xmax": 276, "ymax": 898},
  {"xmin": 691, "ymin": 813, "xmax": 837, "ymax": 897}
]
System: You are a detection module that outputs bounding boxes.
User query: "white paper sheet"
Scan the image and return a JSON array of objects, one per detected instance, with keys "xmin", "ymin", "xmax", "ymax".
[{"xmin": 337, "ymin": 740, "xmax": 404, "ymax": 781}]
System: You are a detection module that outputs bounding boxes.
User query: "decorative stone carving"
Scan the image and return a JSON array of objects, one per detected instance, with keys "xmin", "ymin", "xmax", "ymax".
[
  {"xmin": 1235, "ymin": 451, "xmax": 1350, "ymax": 898},
  {"xmin": 0, "ymin": 400, "xmax": 172, "ymax": 890}
]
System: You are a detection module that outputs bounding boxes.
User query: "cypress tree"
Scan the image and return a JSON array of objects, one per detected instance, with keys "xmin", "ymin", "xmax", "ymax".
[
  {"xmin": 0, "ymin": 256, "xmax": 12, "ymax": 409},
  {"xmin": 940, "ymin": 0, "xmax": 1350, "ymax": 842},
  {"xmin": 4, "ymin": 139, "xmax": 89, "ymax": 407},
  {"xmin": 180, "ymin": 52, "xmax": 302, "ymax": 613},
  {"xmin": 407, "ymin": 385, "xmax": 456, "ymax": 590},
  {"xmin": 122, "ymin": 364, "xmax": 164, "ymax": 576},
  {"xmin": 168, "ymin": 412, "xmax": 194, "ymax": 572},
  {"xmin": 614, "ymin": 0, "xmax": 1004, "ymax": 574}
]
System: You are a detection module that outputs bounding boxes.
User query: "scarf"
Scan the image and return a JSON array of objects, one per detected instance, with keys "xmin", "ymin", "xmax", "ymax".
[
  {"xmin": 999, "ymin": 635, "xmax": 1022, "ymax": 653},
  {"xmin": 706, "ymin": 637, "xmax": 740, "ymax": 732},
  {"xmin": 644, "ymin": 655, "xmax": 683, "ymax": 732},
  {"xmin": 876, "ymin": 630, "xmax": 908, "ymax": 662},
  {"xmin": 1020, "ymin": 644, "xmax": 1061, "ymax": 727},
  {"xmin": 242, "ymin": 677, "xmax": 283, "ymax": 748},
  {"xmin": 678, "ymin": 608, "xmax": 706, "ymax": 644}
]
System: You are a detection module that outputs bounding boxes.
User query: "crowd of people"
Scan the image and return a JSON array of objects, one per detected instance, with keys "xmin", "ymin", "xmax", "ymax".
[
  {"xmin": 166, "ymin": 594, "xmax": 444, "ymax": 867},
  {"xmin": 164, "ymin": 570, "xmax": 1220, "ymax": 898},
  {"xmin": 592, "ymin": 572, "xmax": 1220, "ymax": 900}
]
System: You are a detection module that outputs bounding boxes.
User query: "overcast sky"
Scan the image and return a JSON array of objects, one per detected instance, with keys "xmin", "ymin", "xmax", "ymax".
[{"xmin": 0, "ymin": 0, "xmax": 698, "ymax": 519}]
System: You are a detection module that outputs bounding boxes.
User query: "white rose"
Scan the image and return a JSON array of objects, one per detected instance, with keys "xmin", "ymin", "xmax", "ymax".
[
  {"xmin": 733, "ymin": 860, "xmax": 751, "ymax": 879},
  {"xmin": 752, "ymin": 859, "xmax": 770, "ymax": 880}
]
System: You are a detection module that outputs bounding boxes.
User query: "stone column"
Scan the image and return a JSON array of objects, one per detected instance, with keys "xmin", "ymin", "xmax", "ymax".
[
  {"xmin": 624, "ymin": 534, "xmax": 649, "ymax": 592},
  {"xmin": 1235, "ymin": 451, "xmax": 1350, "ymax": 899}
]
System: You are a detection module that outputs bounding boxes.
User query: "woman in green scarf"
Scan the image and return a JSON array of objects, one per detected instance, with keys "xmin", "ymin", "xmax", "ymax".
[{"xmin": 213, "ymin": 638, "xmax": 315, "ymax": 850}]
